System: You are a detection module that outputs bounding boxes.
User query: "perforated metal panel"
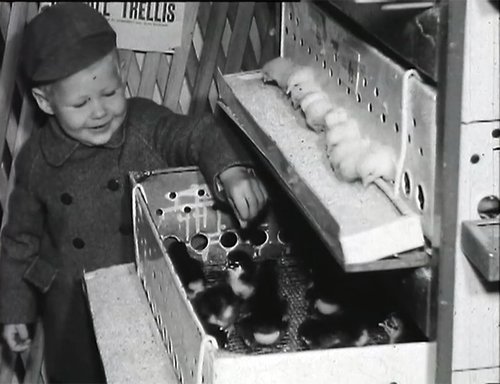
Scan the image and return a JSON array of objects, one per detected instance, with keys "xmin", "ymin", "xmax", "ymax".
[{"xmin": 281, "ymin": 2, "xmax": 437, "ymax": 238}]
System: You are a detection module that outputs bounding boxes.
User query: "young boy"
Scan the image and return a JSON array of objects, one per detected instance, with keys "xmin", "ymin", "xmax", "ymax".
[{"xmin": 0, "ymin": 3, "xmax": 268, "ymax": 383}]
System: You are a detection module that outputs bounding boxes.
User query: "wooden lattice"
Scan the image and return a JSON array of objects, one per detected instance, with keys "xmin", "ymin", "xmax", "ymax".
[{"xmin": 0, "ymin": 2, "xmax": 278, "ymax": 382}]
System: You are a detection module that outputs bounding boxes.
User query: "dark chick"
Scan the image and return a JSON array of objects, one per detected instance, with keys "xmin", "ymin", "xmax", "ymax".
[
  {"xmin": 192, "ymin": 283, "xmax": 240, "ymax": 335},
  {"xmin": 238, "ymin": 259, "xmax": 288, "ymax": 347},
  {"xmin": 167, "ymin": 240, "xmax": 206, "ymax": 299},
  {"xmin": 298, "ymin": 313, "xmax": 370, "ymax": 350},
  {"xmin": 225, "ymin": 249, "xmax": 257, "ymax": 300}
]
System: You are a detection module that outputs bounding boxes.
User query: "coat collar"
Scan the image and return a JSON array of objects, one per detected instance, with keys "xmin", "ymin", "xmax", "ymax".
[{"xmin": 41, "ymin": 116, "xmax": 126, "ymax": 167}]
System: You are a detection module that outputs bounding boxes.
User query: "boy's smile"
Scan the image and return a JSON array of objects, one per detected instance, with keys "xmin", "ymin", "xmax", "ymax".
[{"xmin": 33, "ymin": 51, "xmax": 127, "ymax": 147}]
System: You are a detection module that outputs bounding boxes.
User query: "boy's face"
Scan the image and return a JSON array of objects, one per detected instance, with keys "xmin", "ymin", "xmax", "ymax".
[{"xmin": 33, "ymin": 51, "xmax": 127, "ymax": 147}]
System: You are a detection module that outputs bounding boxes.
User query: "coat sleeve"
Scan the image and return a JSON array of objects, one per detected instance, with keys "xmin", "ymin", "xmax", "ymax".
[
  {"xmin": 0, "ymin": 142, "xmax": 45, "ymax": 324},
  {"xmin": 130, "ymin": 98, "xmax": 256, "ymax": 201}
]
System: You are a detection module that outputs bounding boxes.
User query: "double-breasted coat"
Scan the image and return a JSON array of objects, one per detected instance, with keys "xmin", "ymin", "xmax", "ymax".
[{"xmin": 0, "ymin": 97, "xmax": 252, "ymax": 382}]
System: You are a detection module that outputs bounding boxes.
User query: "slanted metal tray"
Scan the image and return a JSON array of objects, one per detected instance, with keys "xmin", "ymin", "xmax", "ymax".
[{"xmin": 217, "ymin": 71, "xmax": 427, "ymax": 272}]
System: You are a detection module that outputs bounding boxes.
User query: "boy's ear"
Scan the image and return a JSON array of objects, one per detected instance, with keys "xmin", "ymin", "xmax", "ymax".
[{"xmin": 32, "ymin": 88, "xmax": 55, "ymax": 115}]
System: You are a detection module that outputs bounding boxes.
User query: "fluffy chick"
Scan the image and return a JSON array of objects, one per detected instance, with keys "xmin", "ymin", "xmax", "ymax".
[
  {"xmin": 298, "ymin": 315, "xmax": 370, "ymax": 350},
  {"xmin": 289, "ymin": 82, "xmax": 324, "ymax": 109},
  {"xmin": 225, "ymin": 249, "xmax": 257, "ymax": 300},
  {"xmin": 193, "ymin": 283, "xmax": 240, "ymax": 337},
  {"xmin": 303, "ymin": 98, "xmax": 333, "ymax": 133},
  {"xmin": 328, "ymin": 137, "xmax": 371, "ymax": 173},
  {"xmin": 167, "ymin": 240, "xmax": 206, "ymax": 299},
  {"xmin": 299, "ymin": 91, "xmax": 330, "ymax": 112},
  {"xmin": 286, "ymin": 65, "xmax": 318, "ymax": 95},
  {"xmin": 356, "ymin": 142, "xmax": 397, "ymax": 187},
  {"xmin": 237, "ymin": 259, "xmax": 288, "ymax": 347},
  {"xmin": 325, "ymin": 119, "xmax": 361, "ymax": 152},
  {"xmin": 324, "ymin": 107, "xmax": 349, "ymax": 129},
  {"xmin": 261, "ymin": 56, "xmax": 297, "ymax": 91}
]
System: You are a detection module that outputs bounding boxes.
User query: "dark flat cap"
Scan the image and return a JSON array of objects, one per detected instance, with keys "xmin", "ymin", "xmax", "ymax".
[{"xmin": 22, "ymin": 3, "xmax": 117, "ymax": 85}]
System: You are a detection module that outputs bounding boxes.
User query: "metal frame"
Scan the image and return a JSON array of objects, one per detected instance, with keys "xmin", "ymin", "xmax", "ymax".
[{"xmin": 433, "ymin": 0, "xmax": 467, "ymax": 382}]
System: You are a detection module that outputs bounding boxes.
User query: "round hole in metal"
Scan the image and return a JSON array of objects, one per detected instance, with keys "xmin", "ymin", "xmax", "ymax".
[
  {"xmin": 163, "ymin": 236, "xmax": 179, "ymax": 252},
  {"xmin": 403, "ymin": 172, "xmax": 411, "ymax": 196},
  {"xmin": 277, "ymin": 229, "xmax": 290, "ymax": 244},
  {"xmin": 247, "ymin": 228, "xmax": 268, "ymax": 246},
  {"xmin": 417, "ymin": 185, "xmax": 425, "ymax": 211},
  {"xmin": 191, "ymin": 233, "xmax": 209, "ymax": 251},
  {"xmin": 168, "ymin": 192, "xmax": 177, "ymax": 200},
  {"xmin": 156, "ymin": 208, "xmax": 163, "ymax": 216},
  {"xmin": 477, "ymin": 195, "xmax": 500, "ymax": 219},
  {"xmin": 470, "ymin": 154, "xmax": 480, "ymax": 164},
  {"xmin": 220, "ymin": 231, "xmax": 238, "ymax": 248},
  {"xmin": 492, "ymin": 128, "xmax": 500, "ymax": 138}
]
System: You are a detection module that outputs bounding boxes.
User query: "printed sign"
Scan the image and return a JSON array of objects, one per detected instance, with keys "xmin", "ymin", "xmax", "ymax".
[{"xmin": 39, "ymin": 2, "xmax": 185, "ymax": 53}]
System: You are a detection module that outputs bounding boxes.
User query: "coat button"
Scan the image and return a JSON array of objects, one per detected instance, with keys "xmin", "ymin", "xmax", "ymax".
[
  {"xmin": 73, "ymin": 238, "xmax": 85, "ymax": 249},
  {"xmin": 107, "ymin": 178, "xmax": 120, "ymax": 191},
  {"xmin": 60, "ymin": 193, "xmax": 73, "ymax": 205}
]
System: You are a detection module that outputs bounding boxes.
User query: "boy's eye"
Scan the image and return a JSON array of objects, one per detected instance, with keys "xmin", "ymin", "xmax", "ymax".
[
  {"xmin": 104, "ymin": 89, "xmax": 117, "ymax": 97},
  {"xmin": 73, "ymin": 100, "xmax": 88, "ymax": 108}
]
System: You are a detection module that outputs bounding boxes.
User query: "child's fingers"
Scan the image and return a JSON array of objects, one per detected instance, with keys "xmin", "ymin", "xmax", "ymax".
[
  {"xmin": 16, "ymin": 324, "xmax": 30, "ymax": 341},
  {"xmin": 2, "ymin": 324, "xmax": 31, "ymax": 352}
]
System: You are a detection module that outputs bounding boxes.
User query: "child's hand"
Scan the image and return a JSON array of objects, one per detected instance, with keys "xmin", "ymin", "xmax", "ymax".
[
  {"xmin": 2, "ymin": 323, "xmax": 31, "ymax": 352},
  {"xmin": 218, "ymin": 166, "xmax": 268, "ymax": 228}
]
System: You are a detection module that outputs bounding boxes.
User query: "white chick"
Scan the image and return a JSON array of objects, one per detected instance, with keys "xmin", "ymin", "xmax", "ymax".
[
  {"xmin": 328, "ymin": 137, "xmax": 371, "ymax": 172},
  {"xmin": 261, "ymin": 57, "xmax": 297, "ymax": 91},
  {"xmin": 356, "ymin": 142, "xmax": 397, "ymax": 187},
  {"xmin": 286, "ymin": 65, "xmax": 318, "ymax": 95},
  {"xmin": 325, "ymin": 119, "xmax": 362, "ymax": 152},
  {"xmin": 289, "ymin": 82, "xmax": 324, "ymax": 109},
  {"xmin": 324, "ymin": 108, "xmax": 348, "ymax": 129},
  {"xmin": 303, "ymin": 98, "xmax": 333, "ymax": 133},
  {"xmin": 299, "ymin": 91, "xmax": 330, "ymax": 112}
]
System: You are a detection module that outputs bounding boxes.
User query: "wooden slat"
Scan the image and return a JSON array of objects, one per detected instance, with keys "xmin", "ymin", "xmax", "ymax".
[
  {"xmin": 190, "ymin": 2, "xmax": 230, "ymax": 115},
  {"xmin": 156, "ymin": 54, "xmax": 171, "ymax": 101},
  {"xmin": 0, "ymin": 3, "xmax": 28, "ymax": 175},
  {"xmin": 226, "ymin": 3, "xmax": 257, "ymax": 72},
  {"xmin": 163, "ymin": 1, "xmax": 199, "ymax": 112},
  {"xmin": 185, "ymin": 44, "xmax": 199, "ymax": 95},
  {"xmin": 224, "ymin": 2, "xmax": 255, "ymax": 74},
  {"xmin": 137, "ymin": 52, "xmax": 161, "ymax": 99},
  {"xmin": 254, "ymin": 2, "xmax": 278, "ymax": 67},
  {"xmin": 126, "ymin": 53, "xmax": 142, "ymax": 97},
  {"xmin": 195, "ymin": 1, "xmax": 227, "ymax": 81}
]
